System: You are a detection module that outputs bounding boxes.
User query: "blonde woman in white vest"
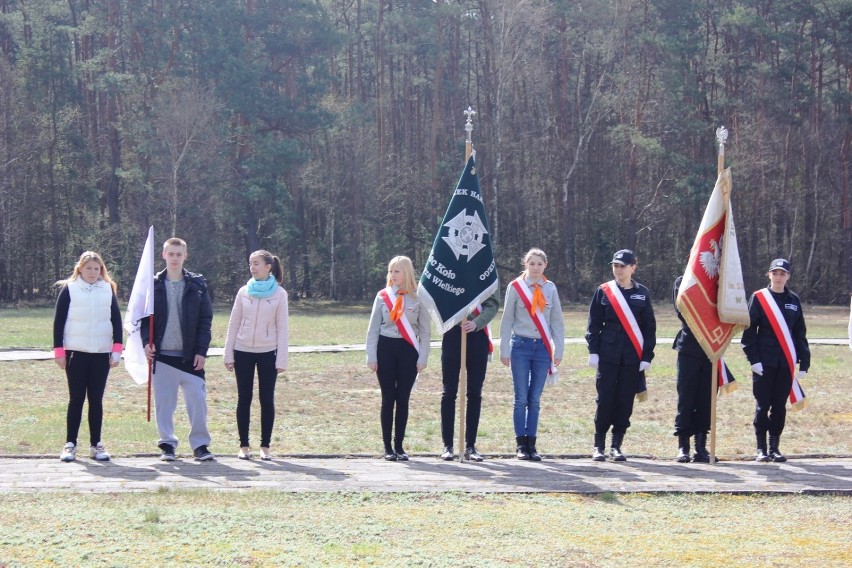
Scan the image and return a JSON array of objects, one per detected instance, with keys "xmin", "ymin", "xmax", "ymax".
[{"xmin": 53, "ymin": 251, "xmax": 123, "ymax": 462}]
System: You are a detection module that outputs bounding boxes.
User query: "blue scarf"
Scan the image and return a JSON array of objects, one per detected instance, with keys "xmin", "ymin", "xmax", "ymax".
[{"xmin": 247, "ymin": 276, "xmax": 278, "ymax": 298}]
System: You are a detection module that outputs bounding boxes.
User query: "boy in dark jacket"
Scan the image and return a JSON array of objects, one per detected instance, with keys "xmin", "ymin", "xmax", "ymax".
[{"xmin": 141, "ymin": 238, "xmax": 214, "ymax": 461}]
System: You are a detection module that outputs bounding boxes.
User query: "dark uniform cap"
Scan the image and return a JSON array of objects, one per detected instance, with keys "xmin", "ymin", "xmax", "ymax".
[
  {"xmin": 768, "ymin": 258, "xmax": 791, "ymax": 273},
  {"xmin": 611, "ymin": 249, "xmax": 637, "ymax": 266}
]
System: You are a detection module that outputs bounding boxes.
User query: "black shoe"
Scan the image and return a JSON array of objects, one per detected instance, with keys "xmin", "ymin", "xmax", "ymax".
[
  {"xmin": 516, "ymin": 436, "xmax": 530, "ymax": 460},
  {"xmin": 158, "ymin": 443, "xmax": 176, "ymax": 462},
  {"xmin": 394, "ymin": 450, "xmax": 409, "ymax": 461},
  {"xmin": 383, "ymin": 451, "xmax": 397, "ymax": 461},
  {"xmin": 464, "ymin": 447, "xmax": 484, "ymax": 462},
  {"xmin": 193, "ymin": 445, "xmax": 214, "ymax": 461},
  {"xmin": 440, "ymin": 446, "xmax": 454, "ymax": 461},
  {"xmin": 769, "ymin": 449, "xmax": 787, "ymax": 462},
  {"xmin": 527, "ymin": 436, "xmax": 542, "ymax": 461},
  {"xmin": 676, "ymin": 447, "xmax": 691, "ymax": 463},
  {"xmin": 610, "ymin": 447, "xmax": 626, "ymax": 462},
  {"xmin": 592, "ymin": 447, "xmax": 606, "ymax": 462},
  {"xmin": 755, "ymin": 448, "xmax": 770, "ymax": 462}
]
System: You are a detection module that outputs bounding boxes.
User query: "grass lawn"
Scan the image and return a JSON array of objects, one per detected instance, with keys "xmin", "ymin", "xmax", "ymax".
[
  {"xmin": 0, "ymin": 303, "xmax": 849, "ymax": 567},
  {"xmin": 0, "ymin": 492, "xmax": 849, "ymax": 567}
]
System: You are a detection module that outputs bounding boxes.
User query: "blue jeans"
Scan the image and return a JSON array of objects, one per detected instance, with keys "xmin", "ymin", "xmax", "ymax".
[{"xmin": 510, "ymin": 335, "xmax": 551, "ymax": 436}]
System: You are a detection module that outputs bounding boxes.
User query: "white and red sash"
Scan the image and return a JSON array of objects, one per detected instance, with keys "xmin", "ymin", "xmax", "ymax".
[
  {"xmin": 511, "ymin": 277, "xmax": 556, "ymax": 375},
  {"xmin": 472, "ymin": 303, "xmax": 494, "ymax": 356},
  {"xmin": 601, "ymin": 281, "xmax": 644, "ymax": 359},
  {"xmin": 754, "ymin": 289, "xmax": 807, "ymax": 410},
  {"xmin": 379, "ymin": 287, "xmax": 420, "ymax": 354},
  {"xmin": 601, "ymin": 281, "xmax": 648, "ymax": 401}
]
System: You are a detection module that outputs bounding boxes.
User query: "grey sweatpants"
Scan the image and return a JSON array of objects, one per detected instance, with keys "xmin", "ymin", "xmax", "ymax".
[{"xmin": 153, "ymin": 361, "xmax": 211, "ymax": 451}]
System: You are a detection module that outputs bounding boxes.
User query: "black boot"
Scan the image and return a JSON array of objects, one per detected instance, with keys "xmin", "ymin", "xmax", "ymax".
[
  {"xmin": 768, "ymin": 435, "xmax": 787, "ymax": 462},
  {"xmin": 516, "ymin": 436, "xmax": 530, "ymax": 460},
  {"xmin": 755, "ymin": 432, "xmax": 770, "ymax": 462},
  {"xmin": 527, "ymin": 436, "xmax": 542, "ymax": 461},
  {"xmin": 692, "ymin": 432, "xmax": 711, "ymax": 463},
  {"xmin": 610, "ymin": 432, "xmax": 626, "ymax": 462},
  {"xmin": 676, "ymin": 433, "xmax": 691, "ymax": 463},
  {"xmin": 592, "ymin": 433, "xmax": 606, "ymax": 462}
]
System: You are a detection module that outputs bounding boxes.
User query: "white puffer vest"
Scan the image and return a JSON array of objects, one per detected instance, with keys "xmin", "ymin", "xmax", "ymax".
[{"xmin": 63, "ymin": 278, "xmax": 114, "ymax": 353}]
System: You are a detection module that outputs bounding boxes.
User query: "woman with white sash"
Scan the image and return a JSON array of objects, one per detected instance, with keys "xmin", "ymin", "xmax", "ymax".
[
  {"xmin": 500, "ymin": 248, "xmax": 564, "ymax": 461},
  {"xmin": 366, "ymin": 256, "xmax": 431, "ymax": 461},
  {"xmin": 586, "ymin": 249, "xmax": 656, "ymax": 462},
  {"xmin": 741, "ymin": 258, "xmax": 810, "ymax": 462}
]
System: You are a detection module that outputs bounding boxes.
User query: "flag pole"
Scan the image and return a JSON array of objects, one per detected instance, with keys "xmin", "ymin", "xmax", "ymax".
[
  {"xmin": 147, "ymin": 317, "xmax": 154, "ymax": 422},
  {"xmin": 709, "ymin": 126, "xmax": 728, "ymax": 464},
  {"xmin": 457, "ymin": 106, "xmax": 476, "ymax": 461}
]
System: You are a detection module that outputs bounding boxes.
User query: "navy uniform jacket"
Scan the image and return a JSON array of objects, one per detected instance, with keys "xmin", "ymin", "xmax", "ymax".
[
  {"xmin": 586, "ymin": 281, "xmax": 656, "ymax": 366},
  {"xmin": 671, "ymin": 276, "xmax": 706, "ymax": 359},
  {"xmin": 741, "ymin": 286, "xmax": 810, "ymax": 372}
]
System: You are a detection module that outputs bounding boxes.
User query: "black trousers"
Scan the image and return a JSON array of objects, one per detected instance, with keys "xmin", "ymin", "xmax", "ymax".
[
  {"xmin": 65, "ymin": 351, "xmax": 110, "ymax": 447},
  {"xmin": 674, "ymin": 352, "xmax": 712, "ymax": 436},
  {"xmin": 440, "ymin": 325, "xmax": 490, "ymax": 448},
  {"xmin": 594, "ymin": 360, "xmax": 639, "ymax": 436},
  {"xmin": 233, "ymin": 350, "xmax": 278, "ymax": 447},
  {"xmin": 752, "ymin": 362, "xmax": 793, "ymax": 436},
  {"xmin": 376, "ymin": 336, "xmax": 419, "ymax": 449}
]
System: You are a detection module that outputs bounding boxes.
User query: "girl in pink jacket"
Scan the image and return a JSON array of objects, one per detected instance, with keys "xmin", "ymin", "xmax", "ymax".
[{"xmin": 224, "ymin": 250, "xmax": 289, "ymax": 460}]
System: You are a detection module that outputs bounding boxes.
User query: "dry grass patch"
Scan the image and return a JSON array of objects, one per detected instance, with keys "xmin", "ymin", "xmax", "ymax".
[{"xmin": 0, "ymin": 492, "xmax": 848, "ymax": 567}]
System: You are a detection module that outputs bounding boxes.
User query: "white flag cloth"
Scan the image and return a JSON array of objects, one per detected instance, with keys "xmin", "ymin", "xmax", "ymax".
[
  {"xmin": 123, "ymin": 226, "xmax": 155, "ymax": 385},
  {"xmin": 848, "ymin": 295, "xmax": 852, "ymax": 351}
]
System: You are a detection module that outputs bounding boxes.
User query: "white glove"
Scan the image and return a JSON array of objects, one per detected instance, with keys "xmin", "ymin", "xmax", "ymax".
[
  {"xmin": 795, "ymin": 370, "xmax": 807, "ymax": 381},
  {"xmin": 751, "ymin": 362, "xmax": 764, "ymax": 376},
  {"xmin": 588, "ymin": 354, "xmax": 599, "ymax": 369},
  {"xmin": 639, "ymin": 361, "xmax": 651, "ymax": 373},
  {"xmin": 110, "ymin": 352, "xmax": 122, "ymax": 364}
]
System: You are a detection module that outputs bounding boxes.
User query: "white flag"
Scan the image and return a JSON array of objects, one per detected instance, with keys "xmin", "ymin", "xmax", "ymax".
[
  {"xmin": 848, "ymin": 294, "xmax": 851, "ymax": 351},
  {"xmin": 123, "ymin": 226, "xmax": 155, "ymax": 385}
]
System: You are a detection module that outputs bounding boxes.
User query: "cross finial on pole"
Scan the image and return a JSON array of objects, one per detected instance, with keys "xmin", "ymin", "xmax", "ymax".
[
  {"xmin": 716, "ymin": 126, "xmax": 728, "ymax": 175},
  {"xmin": 464, "ymin": 106, "xmax": 476, "ymax": 143},
  {"xmin": 464, "ymin": 106, "xmax": 476, "ymax": 161}
]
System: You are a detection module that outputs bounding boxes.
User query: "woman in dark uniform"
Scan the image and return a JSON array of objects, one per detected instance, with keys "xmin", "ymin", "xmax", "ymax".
[
  {"xmin": 741, "ymin": 258, "xmax": 810, "ymax": 462},
  {"xmin": 586, "ymin": 249, "xmax": 656, "ymax": 462}
]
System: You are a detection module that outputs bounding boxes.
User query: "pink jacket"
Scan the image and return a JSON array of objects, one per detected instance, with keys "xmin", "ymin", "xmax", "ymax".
[{"xmin": 224, "ymin": 285, "xmax": 289, "ymax": 370}]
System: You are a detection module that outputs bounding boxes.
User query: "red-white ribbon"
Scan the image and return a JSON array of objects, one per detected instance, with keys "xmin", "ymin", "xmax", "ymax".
[
  {"xmin": 379, "ymin": 287, "xmax": 420, "ymax": 354},
  {"xmin": 754, "ymin": 289, "xmax": 807, "ymax": 409},
  {"xmin": 511, "ymin": 277, "xmax": 556, "ymax": 375}
]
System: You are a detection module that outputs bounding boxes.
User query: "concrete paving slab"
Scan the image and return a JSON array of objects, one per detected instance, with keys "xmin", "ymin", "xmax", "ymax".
[{"xmin": 0, "ymin": 456, "xmax": 848, "ymax": 495}]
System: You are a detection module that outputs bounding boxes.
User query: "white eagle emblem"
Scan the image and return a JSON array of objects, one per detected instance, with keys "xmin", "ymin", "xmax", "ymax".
[
  {"xmin": 699, "ymin": 238, "xmax": 722, "ymax": 279},
  {"xmin": 442, "ymin": 209, "xmax": 488, "ymax": 261}
]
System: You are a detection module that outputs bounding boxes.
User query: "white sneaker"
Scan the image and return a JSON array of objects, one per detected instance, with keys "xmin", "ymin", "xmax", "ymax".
[
  {"xmin": 60, "ymin": 442, "xmax": 76, "ymax": 462},
  {"xmin": 89, "ymin": 442, "xmax": 111, "ymax": 461}
]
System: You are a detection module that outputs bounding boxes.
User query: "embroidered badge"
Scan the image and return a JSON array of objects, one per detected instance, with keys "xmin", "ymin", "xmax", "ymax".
[{"xmin": 442, "ymin": 209, "xmax": 489, "ymax": 261}]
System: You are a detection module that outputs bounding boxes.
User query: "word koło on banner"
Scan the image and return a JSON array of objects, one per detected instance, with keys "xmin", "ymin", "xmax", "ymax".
[{"xmin": 422, "ymin": 256, "xmax": 496, "ymax": 296}]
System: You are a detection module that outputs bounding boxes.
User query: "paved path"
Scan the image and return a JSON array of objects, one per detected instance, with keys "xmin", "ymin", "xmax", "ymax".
[{"xmin": 0, "ymin": 455, "xmax": 849, "ymax": 494}]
